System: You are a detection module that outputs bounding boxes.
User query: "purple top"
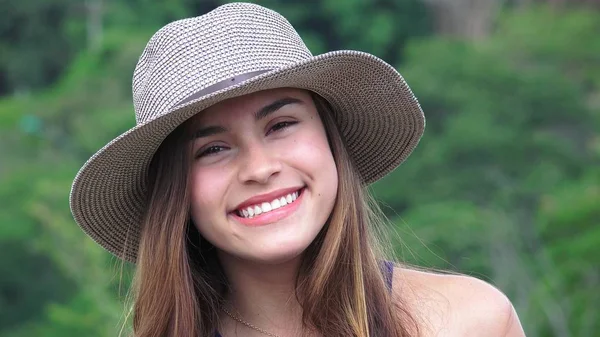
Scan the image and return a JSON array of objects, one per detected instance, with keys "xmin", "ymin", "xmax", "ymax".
[{"xmin": 215, "ymin": 261, "xmax": 394, "ymax": 337}]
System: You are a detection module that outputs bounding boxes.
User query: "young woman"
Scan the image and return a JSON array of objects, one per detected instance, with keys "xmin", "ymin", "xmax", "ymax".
[{"xmin": 70, "ymin": 3, "xmax": 525, "ymax": 337}]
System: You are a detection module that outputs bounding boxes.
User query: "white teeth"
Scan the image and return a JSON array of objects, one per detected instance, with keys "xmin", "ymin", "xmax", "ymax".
[
  {"xmin": 261, "ymin": 202, "xmax": 272, "ymax": 212},
  {"xmin": 271, "ymin": 198, "xmax": 281, "ymax": 209},
  {"xmin": 237, "ymin": 189, "xmax": 302, "ymax": 218}
]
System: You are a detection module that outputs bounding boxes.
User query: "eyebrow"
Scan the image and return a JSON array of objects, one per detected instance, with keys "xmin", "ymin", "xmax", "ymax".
[
  {"xmin": 254, "ymin": 97, "xmax": 302, "ymax": 121},
  {"xmin": 192, "ymin": 97, "xmax": 303, "ymax": 139}
]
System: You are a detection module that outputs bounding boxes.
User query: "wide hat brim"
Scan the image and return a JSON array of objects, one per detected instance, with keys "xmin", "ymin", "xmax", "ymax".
[{"xmin": 70, "ymin": 50, "xmax": 425, "ymax": 263}]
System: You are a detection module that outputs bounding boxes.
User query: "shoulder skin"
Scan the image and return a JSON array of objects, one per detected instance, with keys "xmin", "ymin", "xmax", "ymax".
[{"xmin": 393, "ymin": 267, "xmax": 526, "ymax": 337}]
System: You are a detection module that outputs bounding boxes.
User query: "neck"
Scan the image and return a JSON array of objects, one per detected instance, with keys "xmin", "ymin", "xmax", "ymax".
[{"xmin": 218, "ymin": 252, "xmax": 314, "ymax": 336}]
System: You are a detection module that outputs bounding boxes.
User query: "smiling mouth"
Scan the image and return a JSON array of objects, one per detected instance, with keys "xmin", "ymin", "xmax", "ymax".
[{"xmin": 235, "ymin": 188, "xmax": 303, "ymax": 218}]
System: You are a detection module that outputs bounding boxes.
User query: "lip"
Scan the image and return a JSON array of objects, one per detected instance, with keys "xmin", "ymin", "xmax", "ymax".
[
  {"xmin": 232, "ymin": 186, "xmax": 304, "ymax": 211},
  {"xmin": 230, "ymin": 188, "xmax": 305, "ymax": 227}
]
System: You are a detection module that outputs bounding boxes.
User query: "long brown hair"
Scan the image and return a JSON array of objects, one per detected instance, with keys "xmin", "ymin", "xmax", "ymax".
[{"xmin": 128, "ymin": 92, "xmax": 419, "ymax": 337}]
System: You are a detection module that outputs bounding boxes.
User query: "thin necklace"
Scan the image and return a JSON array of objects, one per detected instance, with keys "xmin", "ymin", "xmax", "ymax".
[{"xmin": 221, "ymin": 306, "xmax": 282, "ymax": 337}]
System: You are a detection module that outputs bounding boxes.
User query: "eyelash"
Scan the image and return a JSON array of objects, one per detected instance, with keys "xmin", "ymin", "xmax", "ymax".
[
  {"xmin": 267, "ymin": 120, "xmax": 296, "ymax": 135},
  {"xmin": 196, "ymin": 120, "xmax": 298, "ymax": 158}
]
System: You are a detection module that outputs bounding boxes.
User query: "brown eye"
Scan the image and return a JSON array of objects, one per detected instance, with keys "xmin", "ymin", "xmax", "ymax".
[
  {"xmin": 268, "ymin": 121, "xmax": 297, "ymax": 135},
  {"xmin": 197, "ymin": 145, "xmax": 228, "ymax": 158}
]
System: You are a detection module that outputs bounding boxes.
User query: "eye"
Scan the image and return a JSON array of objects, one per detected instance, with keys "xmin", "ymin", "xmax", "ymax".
[
  {"xmin": 267, "ymin": 120, "xmax": 297, "ymax": 135},
  {"xmin": 196, "ymin": 145, "xmax": 228, "ymax": 158}
]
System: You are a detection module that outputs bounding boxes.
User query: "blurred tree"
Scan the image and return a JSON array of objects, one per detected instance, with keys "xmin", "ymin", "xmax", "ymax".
[
  {"xmin": 0, "ymin": 24, "xmax": 142, "ymax": 336},
  {"xmin": 422, "ymin": 0, "xmax": 502, "ymax": 39},
  {"xmin": 0, "ymin": 240, "xmax": 75, "ymax": 331},
  {"xmin": 0, "ymin": 0, "xmax": 86, "ymax": 95},
  {"xmin": 373, "ymin": 5, "xmax": 599, "ymax": 337}
]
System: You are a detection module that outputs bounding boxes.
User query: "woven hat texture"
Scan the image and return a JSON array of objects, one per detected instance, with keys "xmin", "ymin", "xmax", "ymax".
[{"xmin": 70, "ymin": 2, "xmax": 425, "ymax": 262}]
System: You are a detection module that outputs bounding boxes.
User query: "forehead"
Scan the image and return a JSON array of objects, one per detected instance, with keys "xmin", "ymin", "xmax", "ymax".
[{"xmin": 190, "ymin": 88, "xmax": 313, "ymax": 125}]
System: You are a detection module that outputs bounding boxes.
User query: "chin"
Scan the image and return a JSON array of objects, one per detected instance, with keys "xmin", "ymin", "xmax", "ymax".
[{"xmin": 242, "ymin": 240, "xmax": 312, "ymax": 265}]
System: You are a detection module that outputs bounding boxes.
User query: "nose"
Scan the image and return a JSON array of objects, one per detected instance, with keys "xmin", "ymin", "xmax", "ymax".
[{"xmin": 237, "ymin": 141, "xmax": 282, "ymax": 184}]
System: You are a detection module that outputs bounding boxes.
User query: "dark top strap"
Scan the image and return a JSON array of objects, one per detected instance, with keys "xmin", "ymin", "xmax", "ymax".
[{"xmin": 383, "ymin": 260, "xmax": 394, "ymax": 292}]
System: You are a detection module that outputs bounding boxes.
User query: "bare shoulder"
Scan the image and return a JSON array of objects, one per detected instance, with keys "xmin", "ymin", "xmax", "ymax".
[{"xmin": 392, "ymin": 266, "xmax": 526, "ymax": 337}]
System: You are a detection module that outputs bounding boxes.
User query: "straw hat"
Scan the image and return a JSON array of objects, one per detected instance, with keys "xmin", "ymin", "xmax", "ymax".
[{"xmin": 70, "ymin": 2, "xmax": 425, "ymax": 262}]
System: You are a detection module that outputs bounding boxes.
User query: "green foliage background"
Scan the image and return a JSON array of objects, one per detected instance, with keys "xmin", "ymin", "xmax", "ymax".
[{"xmin": 0, "ymin": 1, "xmax": 598, "ymax": 336}]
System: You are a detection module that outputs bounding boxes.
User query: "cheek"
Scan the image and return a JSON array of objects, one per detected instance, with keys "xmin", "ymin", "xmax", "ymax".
[
  {"xmin": 189, "ymin": 166, "xmax": 229, "ymax": 225},
  {"xmin": 286, "ymin": 125, "xmax": 338, "ymax": 197}
]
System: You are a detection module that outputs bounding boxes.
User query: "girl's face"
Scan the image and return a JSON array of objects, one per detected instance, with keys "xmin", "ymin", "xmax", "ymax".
[{"xmin": 188, "ymin": 88, "xmax": 338, "ymax": 264}]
